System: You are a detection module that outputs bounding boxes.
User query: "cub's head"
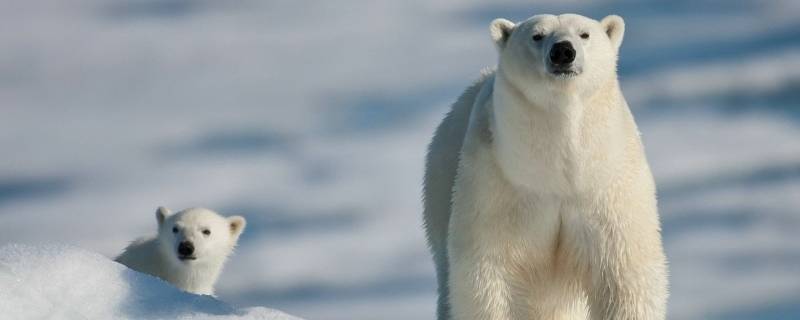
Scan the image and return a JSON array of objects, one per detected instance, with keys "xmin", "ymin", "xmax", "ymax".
[
  {"xmin": 490, "ymin": 14, "xmax": 624, "ymax": 96},
  {"xmin": 155, "ymin": 207, "xmax": 246, "ymax": 265}
]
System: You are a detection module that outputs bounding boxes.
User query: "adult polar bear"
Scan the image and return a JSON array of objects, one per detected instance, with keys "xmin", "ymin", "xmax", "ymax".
[{"xmin": 423, "ymin": 14, "xmax": 668, "ymax": 320}]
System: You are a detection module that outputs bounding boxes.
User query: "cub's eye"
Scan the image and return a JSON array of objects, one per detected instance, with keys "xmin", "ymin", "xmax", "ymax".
[
  {"xmin": 202, "ymin": 229, "xmax": 211, "ymax": 236},
  {"xmin": 580, "ymin": 32, "xmax": 590, "ymax": 39},
  {"xmin": 532, "ymin": 34, "xmax": 544, "ymax": 41},
  {"xmin": 172, "ymin": 227, "xmax": 178, "ymax": 233}
]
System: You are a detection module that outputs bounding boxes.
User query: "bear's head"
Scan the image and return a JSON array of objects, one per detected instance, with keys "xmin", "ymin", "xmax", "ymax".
[
  {"xmin": 490, "ymin": 14, "xmax": 624, "ymax": 99},
  {"xmin": 155, "ymin": 207, "xmax": 246, "ymax": 266}
]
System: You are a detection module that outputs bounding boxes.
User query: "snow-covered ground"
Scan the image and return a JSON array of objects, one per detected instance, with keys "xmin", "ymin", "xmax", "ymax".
[
  {"xmin": 0, "ymin": 244, "xmax": 301, "ymax": 320},
  {"xmin": 1, "ymin": 0, "xmax": 799, "ymax": 319}
]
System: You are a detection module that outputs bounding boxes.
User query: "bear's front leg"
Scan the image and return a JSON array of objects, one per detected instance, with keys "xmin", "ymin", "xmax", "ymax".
[
  {"xmin": 446, "ymin": 168, "xmax": 518, "ymax": 320},
  {"xmin": 583, "ymin": 194, "xmax": 668, "ymax": 320},
  {"xmin": 447, "ymin": 246, "xmax": 515, "ymax": 320}
]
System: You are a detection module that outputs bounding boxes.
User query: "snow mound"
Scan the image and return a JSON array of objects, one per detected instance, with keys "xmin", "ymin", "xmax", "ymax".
[{"xmin": 0, "ymin": 244, "xmax": 301, "ymax": 320}]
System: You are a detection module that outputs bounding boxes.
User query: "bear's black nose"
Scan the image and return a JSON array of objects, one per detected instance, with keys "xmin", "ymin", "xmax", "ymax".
[
  {"xmin": 549, "ymin": 41, "xmax": 576, "ymax": 65},
  {"xmin": 178, "ymin": 241, "xmax": 194, "ymax": 256}
]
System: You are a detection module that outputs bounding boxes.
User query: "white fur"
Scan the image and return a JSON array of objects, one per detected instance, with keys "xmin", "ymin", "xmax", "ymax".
[
  {"xmin": 423, "ymin": 14, "xmax": 667, "ymax": 320},
  {"xmin": 116, "ymin": 207, "xmax": 246, "ymax": 295}
]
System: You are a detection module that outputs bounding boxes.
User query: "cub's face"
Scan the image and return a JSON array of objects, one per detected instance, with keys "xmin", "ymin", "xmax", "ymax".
[
  {"xmin": 491, "ymin": 14, "xmax": 625, "ymax": 97},
  {"xmin": 155, "ymin": 207, "xmax": 246, "ymax": 266}
]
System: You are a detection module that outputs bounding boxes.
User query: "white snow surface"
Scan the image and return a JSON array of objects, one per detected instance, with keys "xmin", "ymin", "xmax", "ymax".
[{"xmin": 0, "ymin": 244, "xmax": 301, "ymax": 320}]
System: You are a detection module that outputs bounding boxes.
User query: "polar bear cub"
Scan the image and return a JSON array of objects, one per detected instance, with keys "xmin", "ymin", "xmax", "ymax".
[
  {"xmin": 423, "ymin": 14, "xmax": 668, "ymax": 320},
  {"xmin": 116, "ymin": 207, "xmax": 246, "ymax": 295}
]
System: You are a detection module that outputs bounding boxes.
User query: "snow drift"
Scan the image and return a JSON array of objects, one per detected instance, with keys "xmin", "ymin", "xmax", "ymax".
[{"xmin": 0, "ymin": 244, "xmax": 301, "ymax": 320}]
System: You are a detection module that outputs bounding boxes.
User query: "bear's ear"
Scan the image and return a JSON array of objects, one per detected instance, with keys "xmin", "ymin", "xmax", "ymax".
[
  {"xmin": 156, "ymin": 206, "xmax": 172, "ymax": 226},
  {"xmin": 228, "ymin": 216, "xmax": 246, "ymax": 239},
  {"xmin": 490, "ymin": 18, "xmax": 516, "ymax": 50},
  {"xmin": 601, "ymin": 15, "xmax": 625, "ymax": 51}
]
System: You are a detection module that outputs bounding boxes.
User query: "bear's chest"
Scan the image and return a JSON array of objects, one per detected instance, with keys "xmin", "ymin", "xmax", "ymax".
[
  {"xmin": 469, "ymin": 190, "xmax": 581, "ymax": 273},
  {"xmin": 492, "ymin": 122, "xmax": 586, "ymax": 197},
  {"xmin": 490, "ymin": 94, "xmax": 590, "ymax": 196}
]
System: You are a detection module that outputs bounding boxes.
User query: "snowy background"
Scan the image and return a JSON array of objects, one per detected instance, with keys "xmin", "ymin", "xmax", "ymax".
[{"xmin": 1, "ymin": 0, "xmax": 799, "ymax": 319}]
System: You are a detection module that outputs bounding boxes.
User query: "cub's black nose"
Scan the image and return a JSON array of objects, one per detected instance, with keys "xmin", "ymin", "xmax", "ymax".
[
  {"xmin": 549, "ymin": 41, "xmax": 576, "ymax": 65},
  {"xmin": 178, "ymin": 241, "xmax": 194, "ymax": 256}
]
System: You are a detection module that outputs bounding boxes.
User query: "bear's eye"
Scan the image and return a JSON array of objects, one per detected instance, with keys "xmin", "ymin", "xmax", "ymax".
[
  {"xmin": 532, "ymin": 34, "xmax": 544, "ymax": 42},
  {"xmin": 202, "ymin": 229, "xmax": 211, "ymax": 236},
  {"xmin": 172, "ymin": 226, "xmax": 179, "ymax": 233},
  {"xmin": 580, "ymin": 32, "xmax": 590, "ymax": 39}
]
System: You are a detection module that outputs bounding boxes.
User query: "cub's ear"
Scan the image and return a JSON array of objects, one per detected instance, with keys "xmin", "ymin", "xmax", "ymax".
[
  {"xmin": 228, "ymin": 216, "xmax": 247, "ymax": 239},
  {"xmin": 601, "ymin": 15, "xmax": 625, "ymax": 51},
  {"xmin": 490, "ymin": 18, "xmax": 516, "ymax": 50},
  {"xmin": 156, "ymin": 206, "xmax": 172, "ymax": 226}
]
